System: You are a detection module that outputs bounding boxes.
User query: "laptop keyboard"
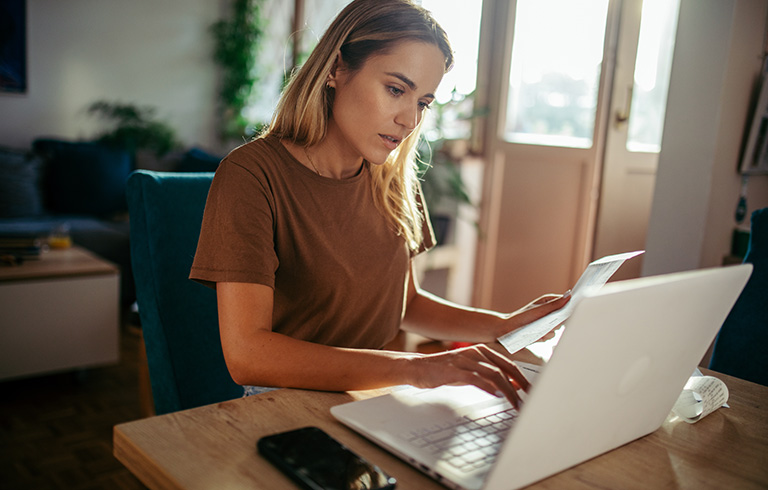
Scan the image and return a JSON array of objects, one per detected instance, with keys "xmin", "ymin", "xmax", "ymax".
[{"xmin": 398, "ymin": 407, "xmax": 519, "ymax": 474}]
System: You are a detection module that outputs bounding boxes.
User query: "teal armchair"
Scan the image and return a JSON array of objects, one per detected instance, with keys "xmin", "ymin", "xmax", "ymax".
[
  {"xmin": 709, "ymin": 207, "xmax": 768, "ymax": 386},
  {"xmin": 127, "ymin": 170, "xmax": 242, "ymax": 414}
]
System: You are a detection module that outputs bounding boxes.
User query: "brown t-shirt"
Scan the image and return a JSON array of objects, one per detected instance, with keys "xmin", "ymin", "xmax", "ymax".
[{"xmin": 189, "ymin": 135, "xmax": 434, "ymax": 349}]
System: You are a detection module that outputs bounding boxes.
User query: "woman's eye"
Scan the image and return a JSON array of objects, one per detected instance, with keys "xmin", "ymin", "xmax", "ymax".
[
  {"xmin": 418, "ymin": 101, "xmax": 432, "ymax": 111},
  {"xmin": 388, "ymin": 86, "xmax": 404, "ymax": 96}
]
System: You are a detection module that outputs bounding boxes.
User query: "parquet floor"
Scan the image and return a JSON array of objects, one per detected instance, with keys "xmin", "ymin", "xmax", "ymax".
[{"xmin": 0, "ymin": 325, "xmax": 148, "ymax": 489}]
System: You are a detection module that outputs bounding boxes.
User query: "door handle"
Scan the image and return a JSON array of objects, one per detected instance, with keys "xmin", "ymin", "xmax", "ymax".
[{"xmin": 615, "ymin": 86, "xmax": 634, "ymax": 126}]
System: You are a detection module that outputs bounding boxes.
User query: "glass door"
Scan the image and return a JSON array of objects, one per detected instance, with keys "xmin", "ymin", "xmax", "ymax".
[
  {"xmin": 474, "ymin": 0, "xmax": 678, "ymax": 310},
  {"xmin": 504, "ymin": 0, "xmax": 611, "ymax": 149},
  {"xmin": 592, "ymin": 0, "xmax": 680, "ymax": 280},
  {"xmin": 475, "ymin": 0, "xmax": 616, "ymax": 310}
]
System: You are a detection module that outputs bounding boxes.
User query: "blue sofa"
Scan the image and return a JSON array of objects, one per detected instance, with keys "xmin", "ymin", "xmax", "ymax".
[
  {"xmin": 0, "ymin": 140, "xmax": 135, "ymax": 307},
  {"xmin": 1, "ymin": 139, "xmax": 224, "ymax": 310}
]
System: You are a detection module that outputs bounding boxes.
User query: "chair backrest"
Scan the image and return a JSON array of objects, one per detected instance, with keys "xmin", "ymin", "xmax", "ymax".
[
  {"xmin": 127, "ymin": 170, "xmax": 242, "ymax": 414},
  {"xmin": 709, "ymin": 207, "xmax": 768, "ymax": 386}
]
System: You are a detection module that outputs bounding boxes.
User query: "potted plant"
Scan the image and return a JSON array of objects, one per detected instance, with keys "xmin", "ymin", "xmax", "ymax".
[
  {"xmin": 87, "ymin": 100, "xmax": 181, "ymax": 169},
  {"xmin": 418, "ymin": 90, "xmax": 484, "ymax": 244},
  {"xmin": 88, "ymin": 101, "xmax": 179, "ymax": 156}
]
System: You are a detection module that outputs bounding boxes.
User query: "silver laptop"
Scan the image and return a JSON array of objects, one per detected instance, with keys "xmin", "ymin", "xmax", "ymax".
[{"xmin": 332, "ymin": 265, "xmax": 752, "ymax": 490}]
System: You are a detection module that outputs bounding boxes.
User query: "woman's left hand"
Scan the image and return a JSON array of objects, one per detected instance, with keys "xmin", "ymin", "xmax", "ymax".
[
  {"xmin": 502, "ymin": 291, "xmax": 571, "ymax": 340},
  {"xmin": 519, "ymin": 292, "xmax": 569, "ymax": 312}
]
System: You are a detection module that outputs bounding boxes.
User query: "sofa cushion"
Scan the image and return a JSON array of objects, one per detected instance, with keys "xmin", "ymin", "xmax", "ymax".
[
  {"xmin": 175, "ymin": 147, "xmax": 222, "ymax": 172},
  {"xmin": 34, "ymin": 139, "xmax": 132, "ymax": 218},
  {"xmin": 0, "ymin": 146, "xmax": 44, "ymax": 218}
]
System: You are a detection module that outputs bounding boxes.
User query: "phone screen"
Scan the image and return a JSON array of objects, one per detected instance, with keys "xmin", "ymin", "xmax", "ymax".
[{"xmin": 257, "ymin": 426, "xmax": 397, "ymax": 490}]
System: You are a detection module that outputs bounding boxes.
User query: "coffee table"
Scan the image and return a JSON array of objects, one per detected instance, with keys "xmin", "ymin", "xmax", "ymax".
[{"xmin": 0, "ymin": 245, "xmax": 120, "ymax": 380}]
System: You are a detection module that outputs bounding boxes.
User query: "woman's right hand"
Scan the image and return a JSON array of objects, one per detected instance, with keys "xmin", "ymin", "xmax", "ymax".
[{"xmin": 404, "ymin": 343, "xmax": 531, "ymax": 409}]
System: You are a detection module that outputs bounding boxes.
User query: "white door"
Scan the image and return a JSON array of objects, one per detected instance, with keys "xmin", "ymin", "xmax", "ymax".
[
  {"xmin": 474, "ymin": 0, "xmax": 678, "ymax": 311},
  {"xmin": 593, "ymin": 0, "xmax": 680, "ymax": 281}
]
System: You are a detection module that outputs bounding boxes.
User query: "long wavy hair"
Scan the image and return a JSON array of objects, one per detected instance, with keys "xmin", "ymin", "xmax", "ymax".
[{"xmin": 265, "ymin": 0, "xmax": 453, "ymax": 250}]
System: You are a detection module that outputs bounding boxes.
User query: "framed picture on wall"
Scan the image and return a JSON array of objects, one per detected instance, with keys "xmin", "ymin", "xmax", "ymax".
[
  {"xmin": 741, "ymin": 65, "xmax": 768, "ymax": 175},
  {"xmin": 0, "ymin": 0, "xmax": 27, "ymax": 94}
]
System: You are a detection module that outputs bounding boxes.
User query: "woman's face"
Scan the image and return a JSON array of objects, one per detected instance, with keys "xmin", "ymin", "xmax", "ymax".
[{"xmin": 328, "ymin": 40, "xmax": 446, "ymax": 165}]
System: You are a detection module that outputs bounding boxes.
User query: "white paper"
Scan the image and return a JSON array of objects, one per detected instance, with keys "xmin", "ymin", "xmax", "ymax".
[
  {"xmin": 513, "ymin": 364, "xmax": 728, "ymax": 424},
  {"xmin": 498, "ymin": 250, "xmax": 644, "ymax": 354},
  {"xmin": 671, "ymin": 374, "xmax": 729, "ymax": 423}
]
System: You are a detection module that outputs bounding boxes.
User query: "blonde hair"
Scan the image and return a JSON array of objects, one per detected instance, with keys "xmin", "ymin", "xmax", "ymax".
[{"xmin": 266, "ymin": 0, "xmax": 453, "ymax": 250}]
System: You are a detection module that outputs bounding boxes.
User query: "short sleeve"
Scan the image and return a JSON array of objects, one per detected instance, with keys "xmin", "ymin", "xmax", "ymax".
[{"xmin": 189, "ymin": 159, "xmax": 278, "ymax": 289}]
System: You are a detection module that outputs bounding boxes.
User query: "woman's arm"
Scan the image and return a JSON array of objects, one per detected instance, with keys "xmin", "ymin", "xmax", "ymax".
[
  {"xmin": 401, "ymin": 262, "xmax": 569, "ymax": 343},
  {"xmin": 217, "ymin": 281, "xmax": 534, "ymax": 407},
  {"xmin": 217, "ymin": 281, "xmax": 413, "ymax": 391}
]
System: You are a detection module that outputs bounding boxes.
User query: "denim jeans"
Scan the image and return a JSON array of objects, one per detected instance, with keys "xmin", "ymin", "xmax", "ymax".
[{"xmin": 242, "ymin": 385, "xmax": 280, "ymax": 397}]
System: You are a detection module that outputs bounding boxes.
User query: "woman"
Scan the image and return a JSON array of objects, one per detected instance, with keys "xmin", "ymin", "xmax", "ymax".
[{"xmin": 190, "ymin": 0, "xmax": 568, "ymax": 408}]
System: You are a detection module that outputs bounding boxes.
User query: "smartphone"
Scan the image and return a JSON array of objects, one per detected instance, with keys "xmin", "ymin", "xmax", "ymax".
[{"xmin": 257, "ymin": 426, "xmax": 397, "ymax": 490}]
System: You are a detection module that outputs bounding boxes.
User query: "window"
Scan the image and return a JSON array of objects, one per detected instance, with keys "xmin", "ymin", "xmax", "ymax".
[
  {"xmin": 420, "ymin": 0, "xmax": 483, "ymax": 141},
  {"xmin": 626, "ymin": 0, "xmax": 680, "ymax": 153},
  {"xmin": 504, "ymin": 0, "xmax": 610, "ymax": 148}
]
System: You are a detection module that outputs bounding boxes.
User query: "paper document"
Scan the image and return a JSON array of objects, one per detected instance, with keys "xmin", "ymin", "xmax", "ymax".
[
  {"xmin": 672, "ymin": 370, "xmax": 729, "ymax": 423},
  {"xmin": 498, "ymin": 250, "xmax": 644, "ymax": 354},
  {"xmin": 519, "ymin": 364, "xmax": 728, "ymax": 423}
]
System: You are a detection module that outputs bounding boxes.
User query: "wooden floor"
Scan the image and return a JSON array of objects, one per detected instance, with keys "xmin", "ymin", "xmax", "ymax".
[
  {"xmin": 0, "ymin": 324, "xmax": 148, "ymax": 489},
  {"xmin": 0, "ymin": 320, "xmax": 449, "ymax": 490}
]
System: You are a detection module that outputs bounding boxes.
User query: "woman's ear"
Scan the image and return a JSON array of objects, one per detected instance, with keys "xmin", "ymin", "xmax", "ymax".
[{"xmin": 327, "ymin": 51, "xmax": 343, "ymax": 88}]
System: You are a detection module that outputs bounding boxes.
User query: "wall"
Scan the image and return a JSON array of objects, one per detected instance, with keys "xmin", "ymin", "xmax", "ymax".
[
  {"xmin": 0, "ymin": 0, "xmax": 224, "ymax": 152},
  {"xmin": 643, "ymin": 0, "xmax": 768, "ymax": 276}
]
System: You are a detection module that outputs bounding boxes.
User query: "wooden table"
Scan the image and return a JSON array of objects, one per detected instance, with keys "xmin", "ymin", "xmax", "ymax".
[
  {"xmin": 114, "ymin": 369, "xmax": 768, "ymax": 489},
  {"xmin": 0, "ymin": 246, "xmax": 120, "ymax": 380},
  {"xmin": 0, "ymin": 244, "xmax": 118, "ymax": 281}
]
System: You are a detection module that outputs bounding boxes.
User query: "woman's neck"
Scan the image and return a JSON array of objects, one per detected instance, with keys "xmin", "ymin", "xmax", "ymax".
[{"xmin": 285, "ymin": 125, "xmax": 364, "ymax": 180}]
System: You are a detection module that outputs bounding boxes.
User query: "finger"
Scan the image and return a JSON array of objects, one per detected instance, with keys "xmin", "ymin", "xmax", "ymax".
[
  {"xmin": 531, "ymin": 294, "xmax": 562, "ymax": 305},
  {"xmin": 538, "ymin": 328, "xmax": 557, "ymax": 341},
  {"xmin": 517, "ymin": 295, "xmax": 570, "ymax": 323},
  {"xmin": 478, "ymin": 347, "xmax": 532, "ymax": 392},
  {"xmin": 469, "ymin": 345, "xmax": 530, "ymax": 391},
  {"xmin": 469, "ymin": 361, "xmax": 525, "ymax": 409},
  {"xmin": 540, "ymin": 321, "xmax": 567, "ymax": 341},
  {"xmin": 455, "ymin": 345, "xmax": 531, "ymax": 393},
  {"xmin": 418, "ymin": 347, "xmax": 530, "ymax": 407},
  {"xmin": 520, "ymin": 292, "xmax": 570, "ymax": 313},
  {"xmin": 447, "ymin": 362, "xmax": 523, "ymax": 409}
]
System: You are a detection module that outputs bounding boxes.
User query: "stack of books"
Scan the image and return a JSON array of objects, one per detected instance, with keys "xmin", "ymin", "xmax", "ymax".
[{"xmin": 0, "ymin": 233, "xmax": 46, "ymax": 265}]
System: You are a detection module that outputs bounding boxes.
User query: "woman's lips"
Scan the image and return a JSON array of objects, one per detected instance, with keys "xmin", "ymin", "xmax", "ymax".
[{"xmin": 379, "ymin": 134, "xmax": 400, "ymax": 151}]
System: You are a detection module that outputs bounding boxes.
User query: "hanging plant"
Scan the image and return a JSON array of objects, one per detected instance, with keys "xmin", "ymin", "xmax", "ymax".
[{"xmin": 210, "ymin": 0, "xmax": 266, "ymax": 141}]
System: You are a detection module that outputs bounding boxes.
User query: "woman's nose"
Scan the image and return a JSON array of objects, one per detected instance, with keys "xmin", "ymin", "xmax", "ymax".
[{"xmin": 395, "ymin": 105, "xmax": 419, "ymax": 131}]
